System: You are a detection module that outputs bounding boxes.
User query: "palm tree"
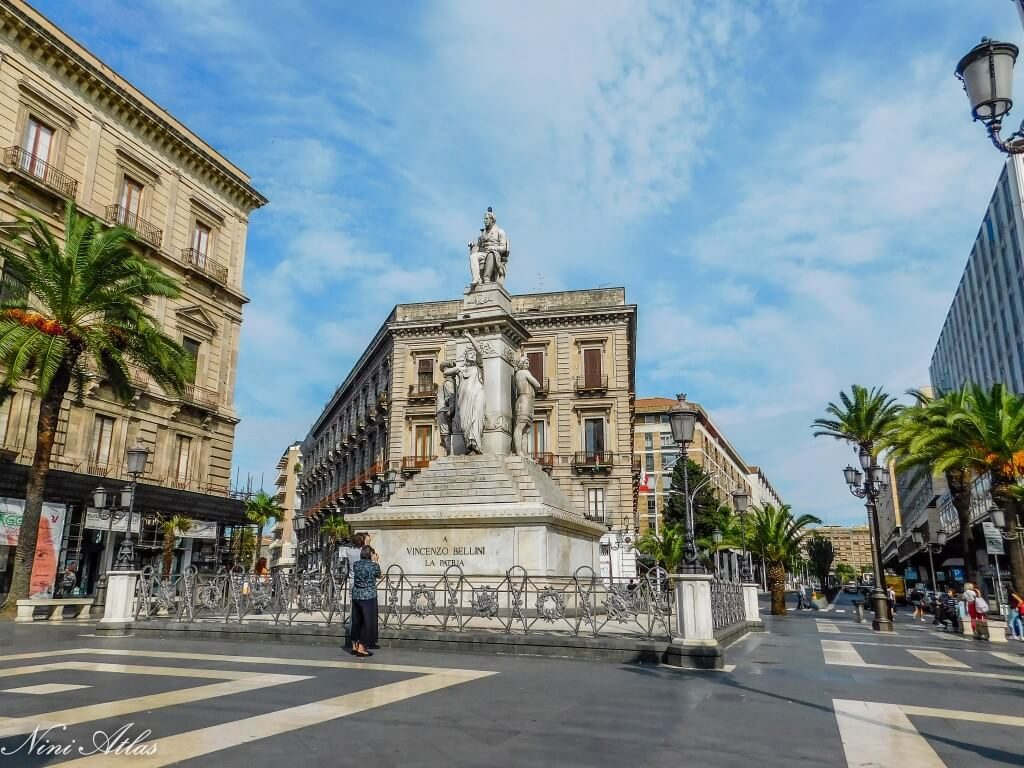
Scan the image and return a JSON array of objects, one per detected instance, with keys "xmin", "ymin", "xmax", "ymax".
[
  {"xmin": 807, "ymin": 535, "xmax": 836, "ymax": 591},
  {"xmin": 884, "ymin": 385, "xmax": 980, "ymax": 584},
  {"xmin": 0, "ymin": 203, "xmax": 192, "ymax": 618},
  {"xmin": 159, "ymin": 515, "xmax": 192, "ymax": 579},
  {"xmin": 748, "ymin": 504, "xmax": 821, "ymax": 615},
  {"xmin": 812, "ymin": 384, "xmax": 903, "ymax": 454},
  {"xmin": 635, "ymin": 523, "xmax": 688, "ymax": 573},
  {"xmin": 244, "ymin": 490, "xmax": 284, "ymax": 566},
  {"xmin": 894, "ymin": 383, "xmax": 1024, "ymax": 595},
  {"xmin": 319, "ymin": 514, "xmax": 350, "ymax": 571},
  {"xmin": 834, "ymin": 562, "xmax": 857, "ymax": 585}
]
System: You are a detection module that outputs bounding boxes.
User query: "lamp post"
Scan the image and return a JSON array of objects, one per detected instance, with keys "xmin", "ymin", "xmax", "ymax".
[
  {"xmin": 842, "ymin": 447, "xmax": 894, "ymax": 631},
  {"xmin": 985, "ymin": 504, "xmax": 1023, "ymax": 608},
  {"xmin": 731, "ymin": 487, "xmax": 752, "ymax": 581},
  {"xmin": 911, "ymin": 526, "xmax": 948, "ymax": 593},
  {"xmin": 668, "ymin": 394, "xmax": 701, "ymax": 573},
  {"xmin": 112, "ymin": 443, "xmax": 149, "ymax": 570}
]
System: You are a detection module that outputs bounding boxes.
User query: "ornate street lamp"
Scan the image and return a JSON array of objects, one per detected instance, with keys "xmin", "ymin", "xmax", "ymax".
[
  {"xmin": 842, "ymin": 450, "xmax": 893, "ymax": 632},
  {"xmin": 113, "ymin": 441, "xmax": 150, "ymax": 570},
  {"xmin": 731, "ymin": 487, "xmax": 753, "ymax": 581},
  {"xmin": 668, "ymin": 394, "xmax": 701, "ymax": 572},
  {"xmin": 956, "ymin": 38, "xmax": 1024, "ymax": 154}
]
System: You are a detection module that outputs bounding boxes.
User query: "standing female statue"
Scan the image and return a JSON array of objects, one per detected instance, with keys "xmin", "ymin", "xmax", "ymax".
[{"xmin": 444, "ymin": 332, "xmax": 485, "ymax": 454}]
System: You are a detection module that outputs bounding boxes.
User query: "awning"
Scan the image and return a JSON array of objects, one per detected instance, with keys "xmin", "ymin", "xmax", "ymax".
[
  {"xmin": 939, "ymin": 557, "xmax": 965, "ymax": 568},
  {"xmin": 0, "ymin": 460, "xmax": 245, "ymax": 524}
]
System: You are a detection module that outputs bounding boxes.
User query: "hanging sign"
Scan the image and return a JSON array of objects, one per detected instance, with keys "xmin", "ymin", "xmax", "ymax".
[{"xmin": 982, "ymin": 522, "xmax": 1005, "ymax": 555}]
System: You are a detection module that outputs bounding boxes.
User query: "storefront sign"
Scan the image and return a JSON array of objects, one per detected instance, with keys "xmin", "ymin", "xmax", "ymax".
[
  {"xmin": 83, "ymin": 508, "xmax": 141, "ymax": 534},
  {"xmin": 982, "ymin": 522, "xmax": 1005, "ymax": 555},
  {"xmin": 189, "ymin": 521, "xmax": 218, "ymax": 539},
  {"xmin": 0, "ymin": 497, "xmax": 66, "ymax": 598}
]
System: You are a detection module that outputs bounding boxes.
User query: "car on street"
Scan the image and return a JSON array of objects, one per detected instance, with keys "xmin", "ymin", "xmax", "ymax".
[{"xmin": 843, "ymin": 584, "xmax": 859, "ymax": 593}]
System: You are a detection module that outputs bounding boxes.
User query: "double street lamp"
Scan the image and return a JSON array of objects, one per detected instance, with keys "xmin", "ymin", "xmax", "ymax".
[
  {"xmin": 92, "ymin": 442, "xmax": 150, "ymax": 571},
  {"xmin": 731, "ymin": 487, "xmax": 752, "ymax": 581},
  {"xmin": 911, "ymin": 525, "xmax": 948, "ymax": 593},
  {"xmin": 842, "ymin": 447, "xmax": 894, "ymax": 632}
]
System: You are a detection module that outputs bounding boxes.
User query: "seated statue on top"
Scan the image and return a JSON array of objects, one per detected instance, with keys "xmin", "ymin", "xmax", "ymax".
[{"xmin": 468, "ymin": 207, "xmax": 509, "ymax": 288}]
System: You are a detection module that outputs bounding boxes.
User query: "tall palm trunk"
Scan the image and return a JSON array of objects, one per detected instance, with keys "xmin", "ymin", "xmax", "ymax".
[
  {"xmin": 1, "ymin": 364, "xmax": 72, "ymax": 618},
  {"xmin": 767, "ymin": 561, "xmax": 787, "ymax": 615},
  {"xmin": 991, "ymin": 477, "xmax": 1024, "ymax": 597},
  {"xmin": 162, "ymin": 535, "xmax": 175, "ymax": 580},
  {"xmin": 946, "ymin": 468, "xmax": 979, "ymax": 585}
]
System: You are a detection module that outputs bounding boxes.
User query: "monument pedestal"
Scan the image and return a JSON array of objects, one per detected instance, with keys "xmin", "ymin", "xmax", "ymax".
[{"xmin": 356, "ymin": 454, "xmax": 605, "ymax": 576}]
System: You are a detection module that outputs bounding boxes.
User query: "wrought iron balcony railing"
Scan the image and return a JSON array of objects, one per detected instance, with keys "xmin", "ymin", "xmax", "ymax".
[
  {"xmin": 574, "ymin": 375, "xmax": 608, "ymax": 394},
  {"xmin": 179, "ymin": 383, "xmax": 220, "ymax": 409},
  {"xmin": 408, "ymin": 383, "xmax": 438, "ymax": 400},
  {"xmin": 105, "ymin": 204, "xmax": 163, "ymax": 248},
  {"xmin": 572, "ymin": 451, "xmax": 614, "ymax": 474},
  {"xmin": 3, "ymin": 146, "xmax": 78, "ymax": 198},
  {"xmin": 181, "ymin": 248, "xmax": 229, "ymax": 284},
  {"xmin": 401, "ymin": 455, "xmax": 434, "ymax": 473}
]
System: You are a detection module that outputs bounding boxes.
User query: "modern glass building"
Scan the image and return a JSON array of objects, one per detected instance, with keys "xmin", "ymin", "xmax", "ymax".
[{"xmin": 930, "ymin": 157, "xmax": 1024, "ymax": 394}]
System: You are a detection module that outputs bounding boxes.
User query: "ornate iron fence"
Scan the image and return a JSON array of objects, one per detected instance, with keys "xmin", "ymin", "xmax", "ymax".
[
  {"xmin": 133, "ymin": 564, "xmax": 674, "ymax": 639},
  {"xmin": 710, "ymin": 576, "xmax": 746, "ymax": 632}
]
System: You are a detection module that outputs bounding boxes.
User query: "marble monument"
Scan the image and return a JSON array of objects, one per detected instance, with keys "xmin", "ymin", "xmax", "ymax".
[{"xmin": 356, "ymin": 208, "xmax": 605, "ymax": 575}]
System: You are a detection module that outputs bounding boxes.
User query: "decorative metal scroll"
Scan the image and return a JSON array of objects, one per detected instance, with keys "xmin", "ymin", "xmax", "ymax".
[{"xmin": 710, "ymin": 576, "xmax": 745, "ymax": 632}]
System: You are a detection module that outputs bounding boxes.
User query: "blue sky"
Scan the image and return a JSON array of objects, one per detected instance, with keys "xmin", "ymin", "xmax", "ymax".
[{"xmin": 32, "ymin": 0, "xmax": 1024, "ymax": 525}]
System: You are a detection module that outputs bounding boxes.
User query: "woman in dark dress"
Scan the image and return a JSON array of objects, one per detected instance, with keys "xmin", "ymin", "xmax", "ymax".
[{"xmin": 350, "ymin": 545, "xmax": 381, "ymax": 657}]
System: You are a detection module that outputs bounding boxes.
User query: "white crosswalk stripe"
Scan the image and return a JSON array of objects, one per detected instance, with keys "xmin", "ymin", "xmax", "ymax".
[{"xmin": 907, "ymin": 650, "xmax": 968, "ymax": 668}]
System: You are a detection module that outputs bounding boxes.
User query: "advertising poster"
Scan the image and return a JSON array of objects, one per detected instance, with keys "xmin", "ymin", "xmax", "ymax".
[{"xmin": 0, "ymin": 497, "xmax": 67, "ymax": 598}]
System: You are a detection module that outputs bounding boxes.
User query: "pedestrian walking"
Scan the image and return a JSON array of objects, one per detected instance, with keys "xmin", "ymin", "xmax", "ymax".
[
  {"xmin": 886, "ymin": 585, "xmax": 896, "ymax": 618},
  {"xmin": 795, "ymin": 582, "xmax": 807, "ymax": 610},
  {"xmin": 1009, "ymin": 592, "xmax": 1024, "ymax": 641},
  {"xmin": 973, "ymin": 588, "xmax": 991, "ymax": 641},
  {"xmin": 939, "ymin": 588, "xmax": 959, "ymax": 631},
  {"xmin": 962, "ymin": 582, "xmax": 979, "ymax": 634},
  {"xmin": 911, "ymin": 587, "xmax": 926, "ymax": 622},
  {"xmin": 350, "ymin": 545, "xmax": 381, "ymax": 658}
]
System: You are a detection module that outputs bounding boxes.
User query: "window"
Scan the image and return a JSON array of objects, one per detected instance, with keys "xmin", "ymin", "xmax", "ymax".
[
  {"xmin": 22, "ymin": 117, "xmax": 54, "ymax": 177},
  {"xmin": 120, "ymin": 176, "xmax": 144, "ymax": 218},
  {"xmin": 531, "ymin": 419, "xmax": 547, "ymax": 456},
  {"xmin": 182, "ymin": 337, "xmax": 200, "ymax": 384},
  {"xmin": 660, "ymin": 432, "xmax": 675, "ymax": 448},
  {"xmin": 645, "ymin": 453, "xmax": 655, "ymax": 472},
  {"xmin": 0, "ymin": 264, "xmax": 27, "ymax": 304},
  {"xmin": 527, "ymin": 351, "xmax": 545, "ymax": 387},
  {"xmin": 662, "ymin": 451, "xmax": 678, "ymax": 472},
  {"xmin": 583, "ymin": 348, "xmax": 602, "ymax": 388},
  {"xmin": 643, "ymin": 433, "xmax": 654, "ymax": 450},
  {"xmin": 586, "ymin": 487, "xmax": 606, "ymax": 524},
  {"xmin": 584, "ymin": 417, "xmax": 605, "ymax": 457},
  {"xmin": 175, "ymin": 436, "xmax": 191, "ymax": 483},
  {"xmin": 646, "ymin": 496, "xmax": 657, "ymax": 528},
  {"xmin": 192, "ymin": 222, "xmax": 211, "ymax": 262},
  {"xmin": 414, "ymin": 424, "xmax": 433, "ymax": 459},
  {"xmin": 417, "ymin": 358, "xmax": 434, "ymax": 392},
  {"xmin": 91, "ymin": 415, "xmax": 115, "ymax": 465}
]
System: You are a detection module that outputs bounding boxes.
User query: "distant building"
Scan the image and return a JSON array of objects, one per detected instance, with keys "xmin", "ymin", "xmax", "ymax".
[
  {"xmin": 632, "ymin": 397, "xmax": 780, "ymax": 536},
  {"xmin": 930, "ymin": 157, "xmax": 1024, "ymax": 395},
  {"xmin": 296, "ymin": 288, "xmax": 638, "ymax": 579},
  {"xmin": 811, "ymin": 525, "xmax": 873, "ymax": 573},
  {"xmin": 268, "ymin": 443, "xmax": 301, "ymax": 571}
]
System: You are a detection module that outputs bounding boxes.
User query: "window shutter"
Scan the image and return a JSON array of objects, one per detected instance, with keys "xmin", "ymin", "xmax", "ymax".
[
  {"xmin": 583, "ymin": 348, "xmax": 601, "ymax": 387},
  {"xmin": 417, "ymin": 358, "xmax": 433, "ymax": 375},
  {"xmin": 527, "ymin": 351, "xmax": 544, "ymax": 385}
]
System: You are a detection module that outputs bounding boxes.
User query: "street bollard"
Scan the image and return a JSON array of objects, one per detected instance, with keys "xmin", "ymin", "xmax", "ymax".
[{"xmin": 852, "ymin": 600, "xmax": 865, "ymax": 623}]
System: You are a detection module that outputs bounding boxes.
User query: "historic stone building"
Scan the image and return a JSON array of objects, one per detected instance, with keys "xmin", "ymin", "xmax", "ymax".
[
  {"xmin": 0, "ymin": 1, "xmax": 265, "ymax": 596},
  {"xmin": 810, "ymin": 525, "xmax": 874, "ymax": 573},
  {"xmin": 296, "ymin": 287, "xmax": 638, "ymax": 578},
  {"xmin": 633, "ymin": 397, "xmax": 778, "ymax": 536},
  {"xmin": 268, "ymin": 443, "xmax": 301, "ymax": 572}
]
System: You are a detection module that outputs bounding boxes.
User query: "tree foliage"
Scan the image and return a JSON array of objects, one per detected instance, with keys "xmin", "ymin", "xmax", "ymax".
[
  {"xmin": 159, "ymin": 515, "xmax": 193, "ymax": 579},
  {"xmin": 662, "ymin": 457, "xmax": 722, "ymax": 541},
  {"xmin": 635, "ymin": 523, "xmax": 688, "ymax": 573},
  {"xmin": 0, "ymin": 203, "xmax": 192, "ymax": 617},
  {"xmin": 749, "ymin": 504, "xmax": 822, "ymax": 615},
  {"xmin": 806, "ymin": 535, "xmax": 836, "ymax": 590}
]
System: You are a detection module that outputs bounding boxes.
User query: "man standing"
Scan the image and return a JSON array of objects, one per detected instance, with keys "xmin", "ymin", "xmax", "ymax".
[{"xmin": 796, "ymin": 582, "xmax": 807, "ymax": 610}]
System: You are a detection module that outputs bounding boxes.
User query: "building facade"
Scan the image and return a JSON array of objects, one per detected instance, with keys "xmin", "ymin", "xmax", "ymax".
[
  {"xmin": 633, "ymin": 397, "xmax": 777, "ymax": 535},
  {"xmin": 268, "ymin": 443, "xmax": 301, "ymax": 572},
  {"xmin": 0, "ymin": 1, "xmax": 265, "ymax": 597},
  {"xmin": 930, "ymin": 156, "xmax": 1024, "ymax": 395},
  {"xmin": 810, "ymin": 525, "xmax": 873, "ymax": 573},
  {"xmin": 296, "ymin": 288, "xmax": 638, "ymax": 578}
]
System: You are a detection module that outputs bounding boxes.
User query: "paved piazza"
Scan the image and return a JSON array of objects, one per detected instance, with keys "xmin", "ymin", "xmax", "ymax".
[{"xmin": 0, "ymin": 591, "xmax": 1022, "ymax": 767}]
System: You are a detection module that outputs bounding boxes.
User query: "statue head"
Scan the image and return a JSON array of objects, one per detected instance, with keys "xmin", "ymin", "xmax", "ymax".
[
  {"xmin": 483, "ymin": 206, "xmax": 495, "ymax": 229},
  {"xmin": 517, "ymin": 355, "xmax": 529, "ymax": 370},
  {"xmin": 465, "ymin": 348, "xmax": 478, "ymax": 365}
]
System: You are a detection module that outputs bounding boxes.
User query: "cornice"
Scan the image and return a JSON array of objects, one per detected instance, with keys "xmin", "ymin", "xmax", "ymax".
[{"xmin": 0, "ymin": 3, "xmax": 267, "ymax": 212}]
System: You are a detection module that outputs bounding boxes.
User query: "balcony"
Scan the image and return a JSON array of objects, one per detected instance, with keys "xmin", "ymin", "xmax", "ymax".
[
  {"xmin": 181, "ymin": 248, "xmax": 229, "ymax": 284},
  {"xmin": 401, "ymin": 455, "xmax": 434, "ymax": 475},
  {"xmin": 534, "ymin": 377, "xmax": 550, "ymax": 397},
  {"xmin": 572, "ymin": 451, "xmax": 614, "ymax": 475},
  {"xmin": 105, "ymin": 204, "xmax": 162, "ymax": 248},
  {"xmin": 179, "ymin": 383, "xmax": 220, "ymax": 410},
  {"xmin": 533, "ymin": 452, "xmax": 555, "ymax": 474},
  {"xmin": 408, "ymin": 383, "xmax": 438, "ymax": 402},
  {"xmin": 3, "ymin": 146, "xmax": 78, "ymax": 198},
  {"xmin": 574, "ymin": 375, "xmax": 608, "ymax": 394}
]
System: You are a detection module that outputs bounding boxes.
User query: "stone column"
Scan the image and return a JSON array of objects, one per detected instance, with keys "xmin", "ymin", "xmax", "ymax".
[
  {"xmin": 671, "ymin": 573, "xmax": 716, "ymax": 645},
  {"xmin": 742, "ymin": 582, "xmax": 762, "ymax": 625},
  {"xmin": 100, "ymin": 570, "xmax": 139, "ymax": 625},
  {"xmin": 446, "ymin": 283, "xmax": 530, "ymax": 457}
]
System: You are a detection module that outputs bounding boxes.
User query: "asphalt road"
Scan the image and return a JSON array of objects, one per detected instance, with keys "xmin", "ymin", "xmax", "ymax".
[{"xmin": 0, "ymin": 591, "xmax": 1020, "ymax": 767}]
